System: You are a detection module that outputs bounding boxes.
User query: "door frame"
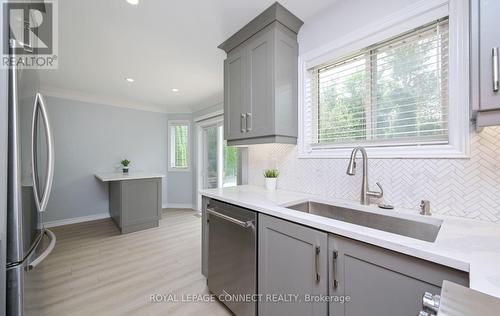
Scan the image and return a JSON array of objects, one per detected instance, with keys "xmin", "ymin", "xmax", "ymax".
[{"xmin": 196, "ymin": 115, "xmax": 224, "ymax": 211}]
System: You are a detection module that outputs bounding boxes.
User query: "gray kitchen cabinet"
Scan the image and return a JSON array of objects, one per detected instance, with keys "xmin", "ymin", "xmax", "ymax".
[
  {"xmin": 109, "ymin": 178, "xmax": 162, "ymax": 234},
  {"xmin": 219, "ymin": 2, "xmax": 303, "ymax": 145},
  {"xmin": 224, "ymin": 45, "xmax": 247, "ymax": 141},
  {"xmin": 328, "ymin": 235, "xmax": 469, "ymax": 316},
  {"xmin": 471, "ymin": 0, "xmax": 500, "ymax": 126},
  {"xmin": 244, "ymin": 26, "xmax": 274, "ymax": 139},
  {"xmin": 258, "ymin": 213, "xmax": 328, "ymax": 316}
]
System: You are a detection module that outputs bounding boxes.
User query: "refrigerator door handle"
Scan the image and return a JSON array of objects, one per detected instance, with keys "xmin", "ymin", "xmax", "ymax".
[
  {"xmin": 27, "ymin": 229, "xmax": 56, "ymax": 270},
  {"xmin": 31, "ymin": 92, "xmax": 55, "ymax": 213}
]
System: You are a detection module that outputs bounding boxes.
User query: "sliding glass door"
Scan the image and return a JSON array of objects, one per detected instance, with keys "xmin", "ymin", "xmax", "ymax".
[
  {"xmin": 203, "ymin": 124, "xmax": 219, "ymax": 189},
  {"xmin": 223, "ymin": 141, "xmax": 237, "ymax": 187},
  {"xmin": 201, "ymin": 121, "xmax": 238, "ymax": 190}
]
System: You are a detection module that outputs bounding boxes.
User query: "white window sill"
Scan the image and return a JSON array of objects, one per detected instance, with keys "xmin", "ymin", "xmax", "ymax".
[
  {"xmin": 298, "ymin": 144, "xmax": 469, "ymax": 159},
  {"xmin": 168, "ymin": 167, "xmax": 191, "ymax": 172}
]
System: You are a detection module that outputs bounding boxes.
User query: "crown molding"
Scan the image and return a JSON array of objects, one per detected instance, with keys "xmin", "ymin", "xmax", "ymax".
[
  {"xmin": 189, "ymin": 92, "xmax": 223, "ymax": 113},
  {"xmin": 39, "ymin": 86, "xmax": 192, "ymax": 114}
]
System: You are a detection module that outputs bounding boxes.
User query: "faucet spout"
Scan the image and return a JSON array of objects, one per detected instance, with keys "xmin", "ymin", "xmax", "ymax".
[{"xmin": 346, "ymin": 147, "xmax": 383, "ymax": 205}]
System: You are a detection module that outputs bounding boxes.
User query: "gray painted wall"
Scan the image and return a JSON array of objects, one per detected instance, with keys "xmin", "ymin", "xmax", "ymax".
[
  {"xmin": 297, "ymin": 0, "xmax": 417, "ymax": 54},
  {"xmin": 43, "ymin": 96, "xmax": 169, "ymax": 222}
]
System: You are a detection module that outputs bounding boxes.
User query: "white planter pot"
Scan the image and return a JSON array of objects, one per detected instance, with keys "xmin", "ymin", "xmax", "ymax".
[
  {"xmin": 122, "ymin": 167, "xmax": 129, "ymax": 173},
  {"xmin": 265, "ymin": 178, "xmax": 277, "ymax": 191}
]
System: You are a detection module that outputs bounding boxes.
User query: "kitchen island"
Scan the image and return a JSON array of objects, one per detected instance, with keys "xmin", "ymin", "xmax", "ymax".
[{"xmin": 95, "ymin": 172, "xmax": 164, "ymax": 233}]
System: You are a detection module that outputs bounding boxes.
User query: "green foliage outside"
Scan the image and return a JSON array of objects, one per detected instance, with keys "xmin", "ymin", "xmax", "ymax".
[
  {"xmin": 319, "ymin": 63, "xmax": 367, "ymax": 143},
  {"xmin": 374, "ymin": 36, "xmax": 444, "ymax": 140},
  {"xmin": 204, "ymin": 126, "xmax": 237, "ymax": 187},
  {"xmin": 206, "ymin": 127, "xmax": 218, "ymax": 181},
  {"xmin": 224, "ymin": 144, "xmax": 237, "ymax": 179},
  {"xmin": 317, "ymin": 26, "xmax": 446, "ymax": 144},
  {"xmin": 174, "ymin": 125, "xmax": 188, "ymax": 167}
]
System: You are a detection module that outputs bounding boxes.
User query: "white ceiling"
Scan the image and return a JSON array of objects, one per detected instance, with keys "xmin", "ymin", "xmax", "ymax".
[{"xmin": 40, "ymin": 0, "xmax": 337, "ymax": 113}]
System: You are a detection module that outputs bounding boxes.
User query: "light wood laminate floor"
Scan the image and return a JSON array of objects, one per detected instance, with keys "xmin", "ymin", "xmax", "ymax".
[{"xmin": 34, "ymin": 209, "xmax": 233, "ymax": 316}]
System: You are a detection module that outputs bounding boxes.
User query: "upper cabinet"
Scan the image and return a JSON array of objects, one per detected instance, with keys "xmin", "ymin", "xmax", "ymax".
[
  {"xmin": 471, "ymin": 0, "xmax": 500, "ymax": 126},
  {"xmin": 219, "ymin": 2, "xmax": 303, "ymax": 145}
]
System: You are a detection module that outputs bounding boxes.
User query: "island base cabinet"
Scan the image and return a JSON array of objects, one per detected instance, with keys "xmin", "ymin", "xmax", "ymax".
[
  {"xmin": 258, "ymin": 214, "xmax": 328, "ymax": 316},
  {"xmin": 109, "ymin": 178, "xmax": 161, "ymax": 234},
  {"xmin": 328, "ymin": 235, "xmax": 469, "ymax": 316}
]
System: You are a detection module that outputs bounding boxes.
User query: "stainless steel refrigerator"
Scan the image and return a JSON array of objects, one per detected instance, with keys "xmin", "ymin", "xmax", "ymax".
[{"xmin": 6, "ymin": 39, "xmax": 56, "ymax": 316}]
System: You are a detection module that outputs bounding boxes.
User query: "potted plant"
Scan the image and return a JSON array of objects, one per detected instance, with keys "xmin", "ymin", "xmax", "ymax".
[
  {"xmin": 121, "ymin": 159, "xmax": 131, "ymax": 174},
  {"xmin": 263, "ymin": 169, "xmax": 279, "ymax": 191}
]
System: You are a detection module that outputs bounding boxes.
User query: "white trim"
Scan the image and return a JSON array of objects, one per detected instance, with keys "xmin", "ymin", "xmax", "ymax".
[
  {"xmin": 194, "ymin": 109, "xmax": 224, "ymax": 122},
  {"xmin": 217, "ymin": 126, "xmax": 224, "ymax": 188},
  {"xmin": 195, "ymin": 116, "xmax": 224, "ymax": 211},
  {"xmin": 162, "ymin": 203, "xmax": 194, "ymax": 209},
  {"xmin": 302, "ymin": 144, "xmax": 469, "ymax": 159},
  {"xmin": 298, "ymin": 0, "xmax": 470, "ymax": 159},
  {"xmin": 44, "ymin": 212, "xmax": 110, "ymax": 228},
  {"xmin": 196, "ymin": 116, "xmax": 224, "ymax": 128},
  {"xmin": 168, "ymin": 120, "xmax": 192, "ymax": 172},
  {"xmin": 40, "ymin": 86, "xmax": 192, "ymax": 114},
  {"xmin": 190, "ymin": 96, "xmax": 224, "ymax": 113},
  {"xmin": 196, "ymin": 123, "xmax": 203, "ymax": 212}
]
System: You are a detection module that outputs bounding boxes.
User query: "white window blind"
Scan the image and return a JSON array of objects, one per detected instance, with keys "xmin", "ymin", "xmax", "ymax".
[{"xmin": 304, "ymin": 18, "xmax": 449, "ymax": 149}]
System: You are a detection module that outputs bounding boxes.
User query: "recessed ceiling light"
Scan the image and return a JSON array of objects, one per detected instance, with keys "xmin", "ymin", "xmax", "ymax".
[
  {"xmin": 125, "ymin": 78, "xmax": 134, "ymax": 82},
  {"xmin": 126, "ymin": 0, "xmax": 139, "ymax": 5},
  {"xmin": 171, "ymin": 88, "xmax": 179, "ymax": 92}
]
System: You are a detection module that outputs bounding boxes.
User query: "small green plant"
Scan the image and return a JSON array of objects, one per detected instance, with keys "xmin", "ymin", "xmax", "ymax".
[
  {"xmin": 263, "ymin": 169, "xmax": 279, "ymax": 178},
  {"xmin": 121, "ymin": 159, "xmax": 131, "ymax": 167}
]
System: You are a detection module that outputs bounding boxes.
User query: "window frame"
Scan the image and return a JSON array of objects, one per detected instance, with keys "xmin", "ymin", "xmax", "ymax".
[
  {"xmin": 298, "ymin": 0, "xmax": 470, "ymax": 159},
  {"xmin": 168, "ymin": 120, "xmax": 191, "ymax": 172}
]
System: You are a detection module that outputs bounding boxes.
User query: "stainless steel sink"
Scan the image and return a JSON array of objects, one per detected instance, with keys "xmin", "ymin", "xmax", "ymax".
[{"xmin": 287, "ymin": 201, "xmax": 442, "ymax": 242}]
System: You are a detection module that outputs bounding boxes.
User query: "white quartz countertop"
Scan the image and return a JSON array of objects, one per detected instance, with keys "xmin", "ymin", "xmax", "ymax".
[
  {"xmin": 199, "ymin": 185, "xmax": 500, "ymax": 299},
  {"xmin": 95, "ymin": 172, "xmax": 165, "ymax": 182}
]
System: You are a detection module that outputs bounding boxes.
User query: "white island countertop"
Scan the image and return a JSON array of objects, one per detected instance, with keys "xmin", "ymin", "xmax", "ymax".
[
  {"xmin": 200, "ymin": 185, "xmax": 500, "ymax": 299},
  {"xmin": 95, "ymin": 172, "xmax": 165, "ymax": 182}
]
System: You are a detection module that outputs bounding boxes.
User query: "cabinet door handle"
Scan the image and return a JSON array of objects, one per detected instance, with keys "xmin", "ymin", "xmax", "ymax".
[
  {"xmin": 422, "ymin": 292, "xmax": 441, "ymax": 313},
  {"xmin": 240, "ymin": 113, "xmax": 247, "ymax": 133},
  {"xmin": 246, "ymin": 113, "xmax": 252, "ymax": 132},
  {"xmin": 332, "ymin": 250, "xmax": 339, "ymax": 289},
  {"xmin": 315, "ymin": 246, "xmax": 320, "ymax": 283},
  {"xmin": 493, "ymin": 47, "xmax": 499, "ymax": 92}
]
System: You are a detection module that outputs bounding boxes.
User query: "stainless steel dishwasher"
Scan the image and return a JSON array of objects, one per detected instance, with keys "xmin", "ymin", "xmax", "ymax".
[{"xmin": 207, "ymin": 199, "xmax": 257, "ymax": 316}]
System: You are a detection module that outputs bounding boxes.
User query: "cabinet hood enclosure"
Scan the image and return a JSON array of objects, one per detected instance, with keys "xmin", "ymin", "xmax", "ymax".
[{"xmin": 219, "ymin": 3, "xmax": 303, "ymax": 146}]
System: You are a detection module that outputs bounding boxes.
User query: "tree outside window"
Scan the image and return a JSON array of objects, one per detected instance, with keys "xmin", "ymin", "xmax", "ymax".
[
  {"xmin": 312, "ymin": 18, "xmax": 449, "ymax": 147},
  {"xmin": 169, "ymin": 122, "xmax": 190, "ymax": 170}
]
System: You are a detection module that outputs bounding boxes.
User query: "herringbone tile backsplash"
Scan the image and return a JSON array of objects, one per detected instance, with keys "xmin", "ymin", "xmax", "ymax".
[{"xmin": 248, "ymin": 127, "xmax": 500, "ymax": 222}]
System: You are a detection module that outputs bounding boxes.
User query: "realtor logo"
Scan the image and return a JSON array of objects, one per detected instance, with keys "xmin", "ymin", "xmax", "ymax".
[{"xmin": 2, "ymin": 1, "xmax": 58, "ymax": 69}]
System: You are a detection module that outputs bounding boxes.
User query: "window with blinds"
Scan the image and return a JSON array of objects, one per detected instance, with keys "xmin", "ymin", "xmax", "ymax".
[
  {"xmin": 169, "ymin": 122, "xmax": 190, "ymax": 170},
  {"xmin": 305, "ymin": 18, "xmax": 449, "ymax": 149}
]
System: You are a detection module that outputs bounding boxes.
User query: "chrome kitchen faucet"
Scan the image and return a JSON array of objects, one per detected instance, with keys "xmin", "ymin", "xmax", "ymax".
[{"xmin": 346, "ymin": 146, "xmax": 384, "ymax": 205}]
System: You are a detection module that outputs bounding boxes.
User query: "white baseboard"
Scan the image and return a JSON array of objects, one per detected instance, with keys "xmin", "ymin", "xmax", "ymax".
[
  {"xmin": 44, "ymin": 212, "xmax": 110, "ymax": 228},
  {"xmin": 163, "ymin": 203, "xmax": 194, "ymax": 209}
]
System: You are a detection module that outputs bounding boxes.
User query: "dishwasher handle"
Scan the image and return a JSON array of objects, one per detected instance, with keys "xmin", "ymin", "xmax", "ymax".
[{"xmin": 206, "ymin": 208, "xmax": 254, "ymax": 228}]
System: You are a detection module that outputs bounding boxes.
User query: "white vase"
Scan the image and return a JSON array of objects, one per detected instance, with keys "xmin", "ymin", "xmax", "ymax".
[{"xmin": 265, "ymin": 178, "xmax": 277, "ymax": 191}]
